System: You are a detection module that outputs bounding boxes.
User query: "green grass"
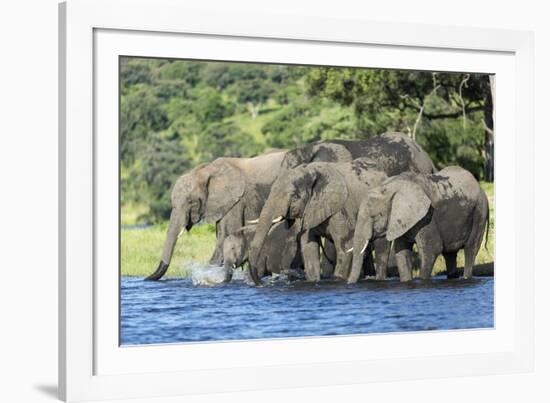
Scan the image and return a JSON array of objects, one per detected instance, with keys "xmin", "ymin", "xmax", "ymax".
[
  {"xmin": 120, "ymin": 203, "xmax": 149, "ymax": 226},
  {"xmin": 121, "ymin": 223, "xmax": 216, "ymax": 277},
  {"xmin": 120, "ymin": 182, "xmax": 494, "ymax": 278}
]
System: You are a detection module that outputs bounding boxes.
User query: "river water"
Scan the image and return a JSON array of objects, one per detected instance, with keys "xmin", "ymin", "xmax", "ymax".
[{"xmin": 120, "ymin": 268, "xmax": 494, "ymax": 345}]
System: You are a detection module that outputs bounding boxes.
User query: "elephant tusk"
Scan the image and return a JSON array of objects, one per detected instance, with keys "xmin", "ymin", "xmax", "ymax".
[
  {"xmin": 272, "ymin": 216, "xmax": 284, "ymax": 224},
  {"xmin": 247, "ymin": 218, "xmax": 260, "ymax": 224},
  {"xmin": 360, "ymin": 240, "xmax": 369, "ymax": 254},
  {"xmin": 177, "ymin": 228, "xmax": 185, "ymax": 239},
  {"xmin": 232, "ymin": 263, "xmax": 236, "ymax": 269},
  {"xmin": 346, "ymin": 247, "xmax": 354, "ymax": 253}
]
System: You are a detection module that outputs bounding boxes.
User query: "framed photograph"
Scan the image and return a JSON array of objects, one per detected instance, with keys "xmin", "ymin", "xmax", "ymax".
[{"xmin": 59, "ymin": 0, "xmax": 534, "ymax": 401}]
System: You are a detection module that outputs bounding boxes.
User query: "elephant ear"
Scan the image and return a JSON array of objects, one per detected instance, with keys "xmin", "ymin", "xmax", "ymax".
[
  {"xmin": 386, "ymin": 181, "xmax": 431, "ymax": 241},
  {"xmin": 280, "ymin": 145, "xmax": 314, "ymax": 170},
  {"xmin": 203, "ymin": 160, "xmax": 245, "ymax": 223},
  {"xmin": 303, "ymin": 167, "xmax": 349, "ymax": 229}
]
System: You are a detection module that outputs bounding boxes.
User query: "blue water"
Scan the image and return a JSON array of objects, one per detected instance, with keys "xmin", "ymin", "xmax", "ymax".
[{"xmin": 120, "ymin": 275, "xmax": 494, "ymax": 345}]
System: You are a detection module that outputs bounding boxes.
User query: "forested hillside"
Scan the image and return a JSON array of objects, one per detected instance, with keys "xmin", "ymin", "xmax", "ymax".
[{"xmin": 120, "ymin": 57, "xmax": 493, "ymax": 224}]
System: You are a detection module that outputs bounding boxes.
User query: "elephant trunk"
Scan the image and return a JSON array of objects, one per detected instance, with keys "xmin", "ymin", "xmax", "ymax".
[
  {"xmin": 222, "ymin": 261, "xmax": 234, "ymax": 283},
  {"xmin": 347, "ymin": 212, "xmax": 373, "ymax": 284},
  {"xmin": 145, "ymin": 207, "xmax": 188, "ymax": 281},
  {"xmin": 248, "ymin": 198, "xmax": 286, "ymax": 285}
]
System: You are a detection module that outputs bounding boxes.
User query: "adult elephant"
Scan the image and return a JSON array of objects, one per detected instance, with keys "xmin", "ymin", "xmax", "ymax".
[
  {"xmin": 145, "ymin": 151, "xmax": 286, "ymax": 281},
  {"xmin": 347, "ymin": 166, "xmax": 489, "ymax": 283}
]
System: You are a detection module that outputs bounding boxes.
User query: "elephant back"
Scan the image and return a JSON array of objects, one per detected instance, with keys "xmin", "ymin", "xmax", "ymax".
[{"xmin": 332, "ymin": 132, "xmax": 435, "ymax": 176}]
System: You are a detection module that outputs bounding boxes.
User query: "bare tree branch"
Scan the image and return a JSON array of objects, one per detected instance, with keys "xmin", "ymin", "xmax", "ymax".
[
  {"xmin": 423, "ymin": 105, "xmax": 484, "ymax": 120},
  {"xmin": 458, "ymin": 74, "xmax": 470, "ymax": 130},
  {"xmin": 400, "ymin": 73, "xmax": 441, "ymax": 140}
]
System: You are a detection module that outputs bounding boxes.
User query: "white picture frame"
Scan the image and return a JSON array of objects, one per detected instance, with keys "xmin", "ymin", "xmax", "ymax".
[{"xmin": 59, "ymin": 0, "xmax": 534, "ymax": 401}]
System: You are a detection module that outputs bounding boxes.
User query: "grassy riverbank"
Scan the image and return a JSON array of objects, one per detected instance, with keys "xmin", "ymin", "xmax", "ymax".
[
  {"xmin": 121, "ymin": 223, "xmax": 216, "ymax": 277},
  {"xmin": 120, "ymin": 182, "xmax": 494, "ymax": 278}
]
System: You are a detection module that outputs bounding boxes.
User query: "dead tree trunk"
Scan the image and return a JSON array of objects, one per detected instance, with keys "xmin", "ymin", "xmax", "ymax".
[{"xmin": 483, "ymin": 75, "xmax": 495, "ymax": 182}]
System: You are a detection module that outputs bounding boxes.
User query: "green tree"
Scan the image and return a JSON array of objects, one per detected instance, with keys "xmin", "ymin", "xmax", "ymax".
[
  {"xmin": 139, "ymin": 133, "xmax": 190, "ymax": 221},
  {"xmin": 197, "ymin": 122, "xmax": 263, "ymax": 162},
  {"xmin": 193, "ymin": 87, "xmax": 233, "ymax": 124},
  {"xmin": 306, "ymin": 68, "xmax": 493, "ymax": 180},
  {"xmin": 120, "ymin": 86, "xmax": 169, "ymax": 162}
]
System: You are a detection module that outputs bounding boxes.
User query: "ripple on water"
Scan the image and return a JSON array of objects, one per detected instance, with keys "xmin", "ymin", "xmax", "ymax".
[{"xmin": 120, "ymin": 272, "xmax": 494, "ymax": 345}]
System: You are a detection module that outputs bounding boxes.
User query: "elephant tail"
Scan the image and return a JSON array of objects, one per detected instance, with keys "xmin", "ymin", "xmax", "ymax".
[
  {"xmin": 319, "ymin": 239, "xmax": 335, "ymax": 265},
  {"xmin": 484, "ymin": 208, "xmax": 490, "ymax": 251}
]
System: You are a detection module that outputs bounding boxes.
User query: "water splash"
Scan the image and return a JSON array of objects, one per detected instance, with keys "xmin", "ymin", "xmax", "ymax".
[
  {"xmin": 231, "ymin": 269, "xmax": 248, "ymax": 281},
  {"xmin": 184, "ymin": 263, "xmax": 305, "ymax": 287},
  {"xmin": 189, "ymin": 263, "xmax": 227, "ymax": 286}
]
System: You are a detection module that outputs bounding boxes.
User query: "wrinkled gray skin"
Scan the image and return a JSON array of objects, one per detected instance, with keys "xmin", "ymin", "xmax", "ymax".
[
  {"xmin": 348, "ymin": 166, "xmax": 489, "ymax": 283},
  {"xmin": 145, "ymin": 152, "xmax": 286, "ymax": 280},
  {"xmin": 280, "ymin": 132, "xmax": 435, "ymax": 175},
  {"xmin": 248, "ymin": 159, "xmax": 389, "ymax": 284},
  {"xmin": 223, "ymin": 221, "xmax": 303, "ymax": 282},
  {"xmin": 248, "ymin": 132, "xmax": 436, "ymax": 284}
]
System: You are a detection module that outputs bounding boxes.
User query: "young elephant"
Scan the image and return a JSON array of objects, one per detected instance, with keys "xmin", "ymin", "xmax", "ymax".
[
  {"xmin": 222, "ymin": 221, "xmax": 303, "ymax": 282},
  {"xmin": 348, "ymin": 166, "xmax": 489, "ymax": 283}
]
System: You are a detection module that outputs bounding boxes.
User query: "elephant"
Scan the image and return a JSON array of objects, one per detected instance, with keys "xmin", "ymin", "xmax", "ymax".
[
  {"xmin": 222, "ymin": 221, "xmax": 303, "ymax": 282},
  {"xmin": 248, "ymin": 159, "xmax": 390, "ymax": 284},
  {"xmin": 145, "ymin": 151, "xmax": 286, "ymax": 280},
  {"xmin": 347, "ymin": 166, "xmax": 490, "ymax": 283}
]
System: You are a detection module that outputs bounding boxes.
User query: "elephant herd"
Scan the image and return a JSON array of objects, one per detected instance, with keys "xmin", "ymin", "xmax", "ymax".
[{"xmin": 145, "ymin": 132, "xmax": 489, "ymax": 285}]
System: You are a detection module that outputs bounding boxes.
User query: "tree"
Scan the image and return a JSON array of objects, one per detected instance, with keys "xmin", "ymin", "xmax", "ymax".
[
  {"xmin": 139, "ymin": 133, "xmax": 190, "ymax": 222},
  {"xmin": 306, "ymin": 68, "xmax": 494, "ymax": 181},
  {"xmin": 120, "ymin": 86, "xmax": 169, "ymax": 163},
  {"xmin": 193, "ymin": 87, "xmax": 233, "ymax": 124},
  {"xmin": 197, "ymin": 122, "xmax": 263, "ymax": 162}
]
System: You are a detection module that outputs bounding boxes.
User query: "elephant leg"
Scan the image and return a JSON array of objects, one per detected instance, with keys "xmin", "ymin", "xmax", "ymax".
[
  {"xmin": 320, "ymin": 238, "xmax": 336, "ymax": 278},
  {"xmin": 332, "ymin": 235, "xmax": 353, "ymax": 280},
  {"xmin": 300, "ymin": 231, "xmax": 321, "ymax": 282},
  {"xmin": 373, "ymin": 238, "xmax": 391, "ymax": 280},
  {"xmin": 209, "ymin": 223, "xmax": 224, "ymax": 266},
  {"xmin": 325, "ymin": 212, "xmax": 354, "ymax": 280},
  {"xmin": 333, "ymin": 245, "xmax": 352, "ymax": 280},
  {"xmin": 463, "ymin": 248, "xmax": 476, "ymax": 279},
  {"xmin": 444, "ymin": 252, "xmax": 459, "ymax": 279},
  {"xmin": 463, "ymin": 197, "xmax": 488, "ymax": 279},
  {"xmin": 279, "ymin": 244, "xmax": 296, "ymax": 274},
  {"xmin": 419, "ymin": 250, "xmax": 437, "ymax": 280},
  {"xmin": 415, "ymin": 222, "xmax": 442, "ymax": 280},
  {"xmin": 394, "ymin": 238, "xmax": 413, "ymax": 282},
  {"xmin": 257, "ymin": 256, "xmax": 267, "ymax": 279}
]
